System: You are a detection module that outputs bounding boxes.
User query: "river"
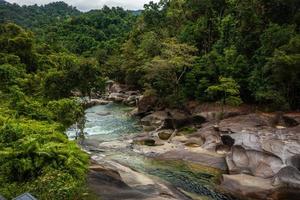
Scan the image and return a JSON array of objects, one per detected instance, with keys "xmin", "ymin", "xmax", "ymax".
[{"xmin": 67, "ymin": 103, "xmax": 238, "ymax": 200}]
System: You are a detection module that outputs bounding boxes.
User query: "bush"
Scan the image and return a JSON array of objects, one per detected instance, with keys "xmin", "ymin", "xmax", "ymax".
[
  {"xmin": 0, "ymin": 119, "xmax": 88, "ymax": 200},
  {"xmin": 47, "ymin": 98, "xmax": 84, "ymax": 128}
]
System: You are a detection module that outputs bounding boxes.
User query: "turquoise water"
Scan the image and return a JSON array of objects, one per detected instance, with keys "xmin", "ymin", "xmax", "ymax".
[
  {"xmin": 103, "ymin": 151, "xmax": 237, "ymax": 200},
  {"xmin": 67, "ymin": 103, "xmax": 141, "ymax": 141}
]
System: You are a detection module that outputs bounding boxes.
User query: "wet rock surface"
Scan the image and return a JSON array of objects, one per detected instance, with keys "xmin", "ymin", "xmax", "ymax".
[
  {"xmin": 158, "ymin": 150, "xmax": 228, "ymax": 171},
  {"xmin": 82, "ymin": 93, "xmax": 300, "ymax": 200},
  {"xmin": 131, "ymin": 110, "xmax": 300, "ymax": 199},
  {"xmin": 106, "ymin": 82, "xmax": 141, "ymax": 106},
  {"xmin": 84, "ymin": 99, "xmax": 112, "ymax": 108},
  {"xmin": 220, "ymin": 174, "xmax": 276, "ymax": 200},
  {"xmin": 88, "ymin": 160, "xmax": 189, "ymax": 200},
  {"xmin": 226, "ymin": 145, "xmax": 283, "ymax": 178}
]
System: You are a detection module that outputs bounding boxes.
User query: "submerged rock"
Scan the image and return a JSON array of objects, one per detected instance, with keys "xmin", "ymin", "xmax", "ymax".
[
  {"xmin": 96, "ymin": 111, "xmax": 111, "ymax": 116},
  {"xmin": 158, "ymin": 150, "xmax": 227, "ymax": 171}
]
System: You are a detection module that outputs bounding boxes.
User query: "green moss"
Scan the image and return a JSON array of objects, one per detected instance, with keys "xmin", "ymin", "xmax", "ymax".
[{"xmin": 179, "ymin": 126, "xmax": 197, "ymax": 134}]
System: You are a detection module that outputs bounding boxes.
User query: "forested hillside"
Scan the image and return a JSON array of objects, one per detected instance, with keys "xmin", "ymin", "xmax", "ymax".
[
  {"xmin": 0, "ymin": 1, "xmax": 80, "ymax": 28},
  {"xmin": 0, "ymin": 0, "xmax": 299, "ymax": 199},
  {"xmin": 105, "ymin": 0, "xmax": 300, "ymax": 110},
  {"xmin": 0, "ymin": 1, "xmax": 137, "ymax": 56},
  {"xmin": 40, "ymin": 7, "xmax": 137, "ymax": 55},
  {"xmin": 0, "ymin": 1, "xmax": 136, "ymax": 199},
  {"xmin": 0, "ymin": 22, "xmax": 91, "ymax": 199}
]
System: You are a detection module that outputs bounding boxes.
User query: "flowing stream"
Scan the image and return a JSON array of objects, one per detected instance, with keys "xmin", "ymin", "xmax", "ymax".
[{"xmin": 67, "ymin": 103, "xmax": 237, "ymax": 200}]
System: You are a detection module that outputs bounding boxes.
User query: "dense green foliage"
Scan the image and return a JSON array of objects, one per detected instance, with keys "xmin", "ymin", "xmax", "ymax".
[
  {"xmin": 0, "ymin": 0, "xmax": 299, "ymax": 198},
  {"xmin": 0, "ymin": 0, "xmax": 140, "ymax": 197},
  {"xmin": 0, "ymin": 2, "xmax": 139, "ymax": 198},
  {"xmin": 41, "ymin": 7, "xmax": 136, "ymax": 56},
  {"xmin": 0, "ymin": 22, "xmax": 92, "ymax": 199},
  {"xmin": 0, "ymin": 1, "xmax": 80, "ymax": 28},
  {"xmin": 0, "ymin": 1, "xmax": 137, "ymax": 56},
  {"xmin": 104, "ymin": 0, "xmax": 300, "ymax": 110}
]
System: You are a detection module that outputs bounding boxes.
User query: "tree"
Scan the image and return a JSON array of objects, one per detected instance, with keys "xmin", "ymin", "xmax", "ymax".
[
  {"xmin": 206, "ymin": 77, "xmax": 242, "ymax": 111},
  {"xmin": 77, "ymin": 58, "xmax": 105, "ymax": 98},
  {"xmin": 44, "ymin": 70, "xmax": 72, "ymax": 99},
  {"xmin": 139, "ymin": 31, "xmax": 161, "ymax": 57},
  {"xmin": 0, "ymin": 23, "xmax": 37, "ymax": 72},
  {"xmin": 0, "ymin": 64, "xmax": 24, "ymax": 91},
  {"xmin": 264, "ymin": 35, "xmax": 300, "ymax": 109},
  {"xmin": 47, "ymin": 98, "xmax": 83, "ymax": 127},
  {"xmin": 144, "ymin": 38, "xmax": 197, "ymax": 105}
]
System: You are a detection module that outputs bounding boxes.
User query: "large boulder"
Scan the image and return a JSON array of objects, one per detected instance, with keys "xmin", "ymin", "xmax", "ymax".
[
  {"xmin": 226, "ymin": 145, "xmax": 283, "ymax": 178},
  {"xmin": 125, "ymin": 91, "xmax": 140, "ymax": 96},
  {"xmin": 107, "ymin": 82, "xmax": 124, "ymax": 93},
  {"xmin": 164, "ymin": 109, "xmax": 192, "ymax": 129},
  {"xmin": 272, "ymin": 154, "xmax": 300, "ymax": 188},
  {"xmin": 137, "ymin": 95, "xmax": 158, "ymax": 116},
  {"xmin": 123, "ymin": 95, "xmax": 139, "ymax": 106},
  {"xmin": 88, "ymin": 161, "xmax": 188, "ymax": 200},
  {"xmin": 192, "ymin": 111, "xmax": 242, "ymax": 124},
  {"xmin": 218, "ymin": 114, "xmax": 271, "ymax": 133},
  {"xmin": 221, "ymin": 174, "xmax": 276, "ymax": 200},
  {"xmin": 197, "ymin": 128, "xmax": 222, "ymax": 151},
  {"xmin": 141, "ymin": 111, "xmax": 168, "ymax": 127},
  {"xmin": 221, "ymin": 174, "xmax": 300, "ymax": 200},
  {"xmin": 141, "ymin": 109, "xmax": 193, "ymax": 130},
  {"xmin": 229, "ymin": 132, "xmax": 262, "ymax": 151},
  {"xmin": 272, "ymin": 166, "xmax": 300, "ymax": 188},
  {"xmin": 262, "ymin": 139, "xmax": 300, "ymax": 164}
]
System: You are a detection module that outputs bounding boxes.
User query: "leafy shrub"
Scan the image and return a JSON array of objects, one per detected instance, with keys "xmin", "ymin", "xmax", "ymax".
[
  {"xmin": 0, "ymin": 119, "xmax": 88, "ymax": 200},
  {"xmin": 47, "ymin": 98, "xmax": 83, "ymax": 128}
]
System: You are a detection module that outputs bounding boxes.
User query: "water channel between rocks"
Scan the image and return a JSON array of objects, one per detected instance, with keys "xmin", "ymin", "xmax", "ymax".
[{"xmin": 67, "ymin": 103, "xmax": 238, "ymax": 200}]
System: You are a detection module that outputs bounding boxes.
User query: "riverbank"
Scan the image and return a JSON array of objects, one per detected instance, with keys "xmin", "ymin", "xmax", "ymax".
[
  {"xmin": 73, "ymin": 103, "xmax": 237, "ymax": 200},
  {"xmin": 80, "ymin": 82, "xmax": 300, "ymax": 200}
]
